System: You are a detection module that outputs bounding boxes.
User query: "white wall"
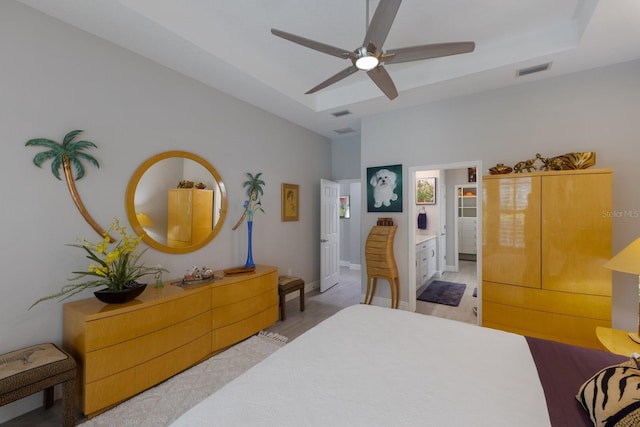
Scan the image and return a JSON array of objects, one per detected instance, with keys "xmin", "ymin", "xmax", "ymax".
[
  {"xmin": 361, "ymin": 59, "xmax": 640, "ymax": 330},
  {"xmin": 0, "ymin": 2, "xmax": 330, "ymax": 421}
]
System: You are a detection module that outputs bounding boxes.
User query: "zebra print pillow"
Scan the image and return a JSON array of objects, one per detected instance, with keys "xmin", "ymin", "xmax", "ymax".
[{"xmin": 576, "ymin": 356, "xmax": 640, "ymax": 427}]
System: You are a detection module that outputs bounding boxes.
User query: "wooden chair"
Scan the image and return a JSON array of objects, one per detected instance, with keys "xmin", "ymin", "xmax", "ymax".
[{"xmin": 364, "ymin": 225, "xmax": 400, "ymax": 308}]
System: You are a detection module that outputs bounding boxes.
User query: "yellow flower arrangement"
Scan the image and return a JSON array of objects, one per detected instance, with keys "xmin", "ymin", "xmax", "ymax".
[{"xmin": 29, "ymin": 218, "xmax": 167, "ymax": 309}]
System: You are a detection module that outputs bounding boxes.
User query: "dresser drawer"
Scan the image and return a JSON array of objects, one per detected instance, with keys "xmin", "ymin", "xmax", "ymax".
[
  {"xmin": 482, "ymin": 301, "xmax": 608, "ymax": 349},
  {"xmin": 212, "ymin": 306, "xmax": 278, "ymax": 352},
  {"xmin": 84, "ymin": 333, "xmax": 211, "ymax": 415},
  {"xmin": 85, "ymin": 311, "xmax": 211, "ymax": 382},
  {"xmin": 211, "ymin": 271, "xmax": 277, "ymax": 307},
  {"xmin": 84, "ymin": 290, "xmax": 211, "ymax": 352},
  {"xmin": 483, "ymin": 281, "xmax": 610, "ymax": 320},
  {"xmin": 212, "ymin": 291, "xmax": 278, "ymax": 328}
]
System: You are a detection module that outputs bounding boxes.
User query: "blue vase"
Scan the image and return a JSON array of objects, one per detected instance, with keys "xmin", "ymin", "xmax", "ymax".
[{"xmin": 244, "ymin": 220, "xmax": 255, "ymax": 268}]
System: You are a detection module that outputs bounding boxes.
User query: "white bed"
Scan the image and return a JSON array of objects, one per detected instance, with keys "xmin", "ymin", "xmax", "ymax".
[{"xmin": 172, "ymin": 304, "xmax": 556, "ymax": 426}]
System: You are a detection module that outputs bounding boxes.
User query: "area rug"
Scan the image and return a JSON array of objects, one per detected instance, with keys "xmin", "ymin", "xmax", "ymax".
[
  {"xmin": 78, "ymin": 331, "xmax": 287, "ymax": 427},
  {"xmin": 417, "ymin": 281, "xmax": 467, "ymax": 307}
]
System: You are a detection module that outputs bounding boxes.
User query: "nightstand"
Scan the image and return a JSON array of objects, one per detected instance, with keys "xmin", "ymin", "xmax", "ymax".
[{"xmin": 595, "ymin": 326, "xmax": 640, "ymax": 356}]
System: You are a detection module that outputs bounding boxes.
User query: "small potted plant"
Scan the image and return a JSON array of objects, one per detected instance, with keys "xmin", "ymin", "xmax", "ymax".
[{"xmin": 30, "ymin": 218, "xmax": 168, "ymax": 308}]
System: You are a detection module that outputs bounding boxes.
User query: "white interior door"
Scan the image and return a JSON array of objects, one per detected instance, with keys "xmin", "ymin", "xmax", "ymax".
[{"xmin": 320, "ymin": 179, "xmax": 339, "ymax": 292}]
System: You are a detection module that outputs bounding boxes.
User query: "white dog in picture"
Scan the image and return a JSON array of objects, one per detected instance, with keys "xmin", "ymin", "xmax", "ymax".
[{"xmin": 370, "ymin": 169, "xmax": 398, "ymax": 208}]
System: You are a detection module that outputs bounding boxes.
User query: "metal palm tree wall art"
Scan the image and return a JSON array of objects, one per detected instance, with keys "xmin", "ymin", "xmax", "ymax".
[{"xmin": 25, "ymin": 129, "xmax": 115, "ymax": 242}]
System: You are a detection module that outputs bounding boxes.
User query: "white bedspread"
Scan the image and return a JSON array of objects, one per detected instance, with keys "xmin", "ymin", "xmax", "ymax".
[{"xmin": 172, "ymin": 304, "xmax": 551, "ymax": 427}]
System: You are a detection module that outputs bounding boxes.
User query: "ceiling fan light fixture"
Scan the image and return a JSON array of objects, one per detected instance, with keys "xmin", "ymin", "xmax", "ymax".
[{"xmin": 355, "ymin": 47, "xmax": 379, "ymax": 70}]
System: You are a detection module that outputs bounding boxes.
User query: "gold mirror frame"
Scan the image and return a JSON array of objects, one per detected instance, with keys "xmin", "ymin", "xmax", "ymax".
[{"xmin": 125, "ymin": 151, "xmax": 227, "ymax": 254}]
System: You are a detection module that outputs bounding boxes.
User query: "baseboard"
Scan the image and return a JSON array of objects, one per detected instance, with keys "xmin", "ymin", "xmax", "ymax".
[{"xmin": 340, "ymin": 261, "xmax": 361, "ymax": 270}]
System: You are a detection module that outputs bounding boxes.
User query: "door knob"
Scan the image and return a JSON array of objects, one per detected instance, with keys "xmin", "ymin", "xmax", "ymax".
[{"xmin": 320, "ymin": 239, "xmax": 328, "ymax": 243}]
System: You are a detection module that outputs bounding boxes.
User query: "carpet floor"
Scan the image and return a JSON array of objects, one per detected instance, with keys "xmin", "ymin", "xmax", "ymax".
[
  {"xmin": 417, "ymin": 280, "xmax": 467, "ymax": 307},
  {"xmin": 78, "ymin": 331, "xmax": 287, "ymax": 427}
]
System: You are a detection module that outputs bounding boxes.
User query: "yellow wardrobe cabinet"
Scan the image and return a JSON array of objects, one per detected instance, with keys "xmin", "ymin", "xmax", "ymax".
[
  {"xmin": 167, "ymin": 188, "xmax": 213, "ymax": 248},
  {"xmin": 482, "ymin": 168, "xmax": 612, "ymax": 349}
]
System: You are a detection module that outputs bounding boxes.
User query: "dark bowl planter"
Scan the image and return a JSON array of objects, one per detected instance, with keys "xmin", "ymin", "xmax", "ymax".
[{"xmin": 94, "ymin": 283, "xmax": 147, "ymax": 304}]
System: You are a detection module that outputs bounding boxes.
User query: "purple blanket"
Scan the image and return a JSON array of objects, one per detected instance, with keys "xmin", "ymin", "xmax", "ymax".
[{"xmin": 526, "ymin": 336, "xmax": 627, "ymax": 427}]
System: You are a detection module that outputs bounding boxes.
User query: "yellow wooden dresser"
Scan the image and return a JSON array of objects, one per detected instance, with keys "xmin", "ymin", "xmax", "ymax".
[
  {"xmin": 63, "ymin": 265, "xmax": 278, "ymax": 417},
  {"xmin": 482, "ymin": 169, "xmax": 612, "ymax": 349}
]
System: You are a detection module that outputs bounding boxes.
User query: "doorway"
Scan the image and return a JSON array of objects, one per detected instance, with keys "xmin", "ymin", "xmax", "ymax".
[
  {"xmin": 407, "ymin": 161, "xmax": 482, "ymax": 324},
  {"xmin": 337, "ymin": 179, "xmax": 361, "ymax": 273}
]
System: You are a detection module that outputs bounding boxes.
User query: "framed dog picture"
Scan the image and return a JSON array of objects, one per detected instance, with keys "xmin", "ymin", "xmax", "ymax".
[
  {"xmin": 416, "ymin": 177, "xmax": 436, "ymax": 204},
  {"xmin": 366, "ymin": 164, "xmax": 402, "ymax": 212}
]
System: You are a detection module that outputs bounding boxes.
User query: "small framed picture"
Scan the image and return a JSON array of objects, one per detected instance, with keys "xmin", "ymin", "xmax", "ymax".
[
  {"xmin": 339, "ymin": 195, "xmax": 350, "ymax": 219},
  {"xmin": 281, "ymin": 183, "xmax": 299, "ymax": 221},
  {"xmin": 416, "ymin": 177, "xmax": 436, "ymax": 204}
]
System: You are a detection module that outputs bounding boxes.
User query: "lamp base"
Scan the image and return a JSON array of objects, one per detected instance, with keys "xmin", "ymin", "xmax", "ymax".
[{"xmin": 628, "ymin": 332, "xmax": 640, "ymax": 344}]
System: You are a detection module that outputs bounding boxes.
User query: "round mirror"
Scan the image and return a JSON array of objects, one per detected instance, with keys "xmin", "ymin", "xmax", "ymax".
[{"xmin": 125, "ymin": 151, "xmax": 227, "ymax": 254}]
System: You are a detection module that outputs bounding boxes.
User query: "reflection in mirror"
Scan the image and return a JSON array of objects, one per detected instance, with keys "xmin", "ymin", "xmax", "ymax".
[{"xmin": 126, "ymin": 151, "xmax": 227, "ymax": 254}]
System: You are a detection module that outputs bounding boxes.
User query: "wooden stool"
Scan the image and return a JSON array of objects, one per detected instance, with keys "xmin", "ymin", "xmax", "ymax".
[
  {"xmin": 364, "ymin": 225, "xmax": 400, "ymax": 309},
  {"xmin": 0, "ymin": 343, "xmax": 76, "ymax": 427},
  {"xmin": 278, "ymin": 275, "xmax": 305, "ymax": 321}
]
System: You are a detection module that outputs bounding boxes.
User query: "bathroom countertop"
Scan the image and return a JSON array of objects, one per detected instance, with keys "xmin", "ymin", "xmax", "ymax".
[{"xmin": 416, "ymin": 234, "xmax": 437, "ymax": 245}]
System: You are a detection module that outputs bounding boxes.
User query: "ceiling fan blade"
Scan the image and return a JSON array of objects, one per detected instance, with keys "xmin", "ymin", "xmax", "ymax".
[
  {"xmin": 363, "ymin": 0, "xmax": 402, "ymax": 50},
  {"xmin": 271, "ymin": 29, "xmax": 355, "ymax": 60},
  {"xmin": 367, "ymin": 65, "xmax": 398, "ymax": 100},
  {"xmin": 385, "ymin": 42, "xmax": 475, "ymax": 64},
  {"xmin": 305, "ymin": 65, "xmax": 360, "ymax": 94}
]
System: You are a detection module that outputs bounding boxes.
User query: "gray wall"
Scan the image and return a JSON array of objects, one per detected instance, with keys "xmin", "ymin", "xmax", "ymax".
[
  {"xmin": 332, "ymin": 134, "xmax": 360, "ymax": 180},
  {"xmin": 0, "ymin": 2, "xmax": 330, "ymax": 421},
  {"xmin": 361, "ymin": 58, "xmax": 640, "ymax": 330}
]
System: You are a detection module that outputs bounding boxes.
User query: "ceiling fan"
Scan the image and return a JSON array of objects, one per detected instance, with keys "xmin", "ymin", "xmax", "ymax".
[{"xmin": 271, "ymin": 0, "xmax": 475, "ymax": 100}]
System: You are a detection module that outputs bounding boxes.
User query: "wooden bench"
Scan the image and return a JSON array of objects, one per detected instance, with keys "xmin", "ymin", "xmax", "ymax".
[
  {"xmin": 278, "ymin": 275, "xmax": 305, "ymax": 321},
  {"xmin": 0, "ymin": 343, "xmax": 76, "ymax": 426}
]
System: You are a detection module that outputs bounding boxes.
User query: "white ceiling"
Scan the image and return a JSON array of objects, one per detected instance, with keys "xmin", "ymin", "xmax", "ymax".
[{"xmin": 17, "ymin": 0, "xmax": 640, "ymax": 139}]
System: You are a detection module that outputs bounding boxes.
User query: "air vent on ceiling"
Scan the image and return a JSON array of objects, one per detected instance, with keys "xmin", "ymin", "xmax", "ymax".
[
  {"xmin": 331, "ymin": 110, "xmax": 352, "ymax": 118},
  {"xmin": 516, "ymin": 62, "xmax": 552, "ymax": 77},
  {"xmin": 334, "ymin": 127, "xmax": 356, "ymax": 135}
]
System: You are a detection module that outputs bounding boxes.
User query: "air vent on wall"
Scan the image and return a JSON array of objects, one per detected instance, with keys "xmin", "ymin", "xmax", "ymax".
[
  {"xmin": 516, "ymin": 62, "xmax": 552, "ymax": 77},
  {"xmin": 334, "ymin": 127, "xmax": 356, "ymax": 135},
  {"xmin": 331, "ymin": 110, "xmax": 352, "ymax": 118}
]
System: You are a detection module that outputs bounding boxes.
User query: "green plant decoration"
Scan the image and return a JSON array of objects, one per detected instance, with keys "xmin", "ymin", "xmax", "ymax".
[
  {"xmin": 25, "ymin": 129, "xmax": 114, "ymax": 241},
  {"xmin": 232, "ymin": 172, "xmax": 266, "ymax": 230},
  {"xmin": 29, "ymin": 218, "xmax": 168, "ymax": 309}
]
